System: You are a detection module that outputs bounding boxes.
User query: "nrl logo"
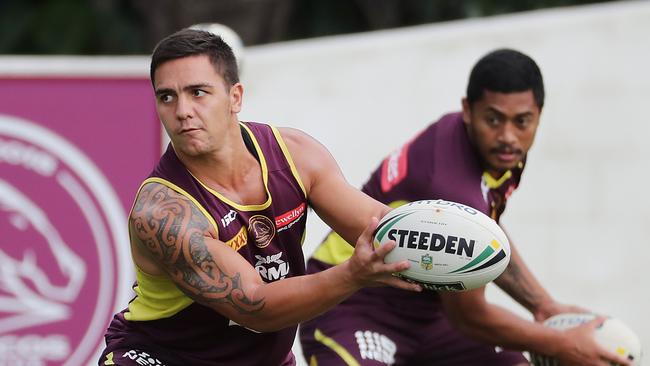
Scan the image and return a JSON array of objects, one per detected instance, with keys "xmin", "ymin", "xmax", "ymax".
[{"xmin": 420, "ymin": 254, "xmax": 433, "ymax": 271}]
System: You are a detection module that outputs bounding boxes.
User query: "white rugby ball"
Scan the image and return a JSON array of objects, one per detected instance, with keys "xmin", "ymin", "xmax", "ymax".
[
  {"xmin": 530, "ymin": 313, "xmax": 642, "ymax": 366},
  {"xmin": 376, "ymin": 199, "xmax": 510, "ymax": 291}
]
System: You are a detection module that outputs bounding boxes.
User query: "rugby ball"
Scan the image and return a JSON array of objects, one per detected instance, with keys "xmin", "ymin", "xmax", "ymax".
[
  {"xmin": 530, "ymin": 313, "xmax": 642, "ymax": 366},
  {"xmin": 376, "ymin": 199, "xmax": 510, "ymax": 291}
]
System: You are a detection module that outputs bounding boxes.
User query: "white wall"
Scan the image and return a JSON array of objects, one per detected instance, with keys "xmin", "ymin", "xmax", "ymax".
[{"xmin": 239, "ymin": 1, "xmax": 650, "ymax": 364}]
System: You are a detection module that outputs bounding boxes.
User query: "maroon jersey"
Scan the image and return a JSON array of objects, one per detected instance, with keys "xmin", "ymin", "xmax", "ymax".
[
  {"xmin": 102, "ymin": 122, "xmax": 308, "ymax": 366},
  {"xmin": 301, "ymin": 112, "xmax": 526, "ymax": 365},
  {"xmin": 366, "ymin": 111, "xmax": 522, "ymax": 221}
]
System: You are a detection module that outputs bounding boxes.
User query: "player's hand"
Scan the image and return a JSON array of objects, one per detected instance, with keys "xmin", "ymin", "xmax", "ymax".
[
  {"xmin": 555, "ymin": 316, "xmax": 631, "ymax": 366},
  {"xmin": 533, "ymin": 301, "xmax": 589, "ymax": 322},
  {"xmin": 345, "ymin": 217, "xmax": 422, "ymax": 292}
]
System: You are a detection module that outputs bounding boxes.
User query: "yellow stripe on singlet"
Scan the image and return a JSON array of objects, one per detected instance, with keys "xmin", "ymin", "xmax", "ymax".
[
  {"xmin": 124, "ymin": 177, "xmax": 219, "ymax": 321},
  {"xmin": 314, "ymin": 329, "xmax": 360, "ymax": 366},
  {"xmin": 270, "ymin": 126, "xmax": 307, "ymax": 198},
  {"xmin": 136, "ymin": 177, "xmax": 220, "ymax": 233},
  {"xmin": 312, "ymin": 200, "xmax": 409, "ymax": 265}
]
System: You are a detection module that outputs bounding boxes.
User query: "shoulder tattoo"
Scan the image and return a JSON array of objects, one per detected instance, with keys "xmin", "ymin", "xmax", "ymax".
[{"xmin": 131, "ymin": 183, "xmax": 264, "ymax": 314}]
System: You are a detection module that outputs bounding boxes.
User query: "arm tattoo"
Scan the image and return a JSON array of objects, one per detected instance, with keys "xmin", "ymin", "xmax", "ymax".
[
  {"xmin": 495, "ymin": 259, "xmax": 542, "ymax": 310},
  {"xmin": 131, "ymin": 183, "xmax": 264, "ymax": 315}
]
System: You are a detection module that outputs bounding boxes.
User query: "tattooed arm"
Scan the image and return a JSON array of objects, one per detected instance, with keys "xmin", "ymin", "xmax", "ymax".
[
  {"xmin": 494, "ymin": 232, "xmax": 585, "ymax": 321},
  {"xmin": 129, "ymin": 182, "xmax": 417, "ymax": 332}
]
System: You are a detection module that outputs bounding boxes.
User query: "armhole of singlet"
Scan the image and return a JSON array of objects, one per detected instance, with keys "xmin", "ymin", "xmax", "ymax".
[
  {"xmin": 134, "ymin": 177, "xmax": 220, "ymax": 235},
  {"xmin": 270, "ymin": 126, "xmax": 307, "ymax": 198}
]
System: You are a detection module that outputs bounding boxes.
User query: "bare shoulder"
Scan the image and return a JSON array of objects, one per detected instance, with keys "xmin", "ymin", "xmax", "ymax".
[
  {"xmin": 276, "ymin": 127, "xmax": 341, "ymax": 190},
  {"xmin": 276, "ymin": 126, "xmax": 322, "ymax": 150},
  {"xmin": 130, "ymin": 181, "xmax": 214, "ymax": 265}
]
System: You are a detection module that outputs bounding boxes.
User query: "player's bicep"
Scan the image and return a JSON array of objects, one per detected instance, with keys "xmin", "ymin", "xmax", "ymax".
[
  {"xmin": 279, "ymin": 127, "xmax": 388, "ymax": 244},
  {"xmin": 129, "ymin": 182, "xmax": 266, "ymax": 318}
]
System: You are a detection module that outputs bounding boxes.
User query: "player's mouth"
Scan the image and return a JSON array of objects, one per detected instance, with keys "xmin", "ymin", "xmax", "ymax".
[
  {"xmin": 179, "ymin": 127, "xmax": 202, "ymax": 135},
  {"xmin": 491, "ymin": 148, "xmax": 521, "ymax": 163}
]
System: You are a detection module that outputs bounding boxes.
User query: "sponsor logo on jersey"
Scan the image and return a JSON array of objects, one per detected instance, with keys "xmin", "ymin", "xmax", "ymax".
[
  {"xmin": 220, "ymin": 209, "xmax": 237, "ymax": 227},
  {"xmin": 354, "ymin": 330, "xmax": 396, "ymax": 365},
  {"xmin": 275, "ymin": 202, "xmax": 305, "ymax": 232},
  {"xmin": 0, "ymin": 115, "xmax": 131, "ymax": 366},
  {"xmin": 248, "ymin": 215, "xmax": 275, "ymax": 248},
  {"xmin": 254, "ymin": 252, "xmax": 289, "ymax": 281},
  {"xmin": 121, "ymin": 349, "xmax": 166, "ymax": 366},
  {"xmin": 380, "ymin": 142, "xmax": 411, "ymax": 193},
  {"xmin": 225, "ymin": 226, "xmax": 248, "ymax": 251}
]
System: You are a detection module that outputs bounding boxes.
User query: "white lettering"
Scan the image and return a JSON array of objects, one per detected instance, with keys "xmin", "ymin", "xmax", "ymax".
[
  {"xmin": 386, "ymin": 149, "xmax": 401, "ymax": 183},
  {"xmin": 0, "ymin": 334, "xmax": 69, "ymax": 365},
  {"xmin": 220, "ymin": 210, "xmax": 237, "ymax": 227},
  {"xmin": 0, "ymin": 138, "xmax": 57, "ymax": 176}
]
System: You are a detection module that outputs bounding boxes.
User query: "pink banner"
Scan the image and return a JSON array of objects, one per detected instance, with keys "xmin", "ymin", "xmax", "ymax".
[{"xmin": 0, "ymin": 76, "xmax": 160, "ymax": 365}]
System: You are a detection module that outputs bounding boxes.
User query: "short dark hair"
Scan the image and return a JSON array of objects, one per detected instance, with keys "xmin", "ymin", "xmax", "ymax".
[
  {"xmin": 466, "ymin": 49, "xmax": 544, "ymax": 108},
  {"xmin": 150, "ymin": 28, "xmax": 239, "ymax": 87}
]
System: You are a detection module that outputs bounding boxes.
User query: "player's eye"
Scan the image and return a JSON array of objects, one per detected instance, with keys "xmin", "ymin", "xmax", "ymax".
[
  {"xmin": 158, "ymin": 94, "xmax": 174, "ymax": 103},
  {"xmin": 192, "ymin": 89, "xmax": 207, "ymax": 97},
  {"xmin": 485, "ymin": 115, "xmax": 500, "ymax": 126},
  {"xmin": 515, "ymin": 116, "xmax": 532, "ymax": 128}
]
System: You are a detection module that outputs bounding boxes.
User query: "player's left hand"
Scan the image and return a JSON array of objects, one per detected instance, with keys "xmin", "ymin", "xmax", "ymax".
[
  {"xmin": 346, "ymin": 217, "xmax": 422, "ymax": 292},
  {"xmin": 533, "ymin": 301, "xmax": 589, "ymax": 322}
]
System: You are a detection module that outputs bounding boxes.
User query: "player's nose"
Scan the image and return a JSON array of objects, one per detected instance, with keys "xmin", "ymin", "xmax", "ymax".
[
  {"xmin": 175, "ymin": 95, "xmax": 193, "ymax": 120},
  {"xmin": 497, "ymin": 122, "xmax": 518, "ymax": 145}
]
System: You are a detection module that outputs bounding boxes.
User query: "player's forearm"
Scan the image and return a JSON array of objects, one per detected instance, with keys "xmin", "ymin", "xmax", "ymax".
[
  {"xmin": 233, "ymin": 261, "xmax": 361, "ymax": 332},
  {"xmin": 448, "ymin": 301, "xmax": 565, "ymax": 356},
  {"xmin": 494, "ymin": 244, "xmax": 552, "ymax": 313}
]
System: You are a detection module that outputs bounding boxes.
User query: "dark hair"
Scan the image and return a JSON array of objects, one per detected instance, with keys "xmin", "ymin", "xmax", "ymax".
[
  {"xmin": 150, "ymin": 28, "xmax": 239, "ymax": 87},
  {"xmin": 466, "ymin": 49, "xmax": 544, "ymax": 108}
]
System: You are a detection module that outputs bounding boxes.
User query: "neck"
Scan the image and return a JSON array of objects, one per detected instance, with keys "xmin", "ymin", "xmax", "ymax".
[{"xmin": 175, "ymin": 123, "xmax": 259, "ymax": 190}]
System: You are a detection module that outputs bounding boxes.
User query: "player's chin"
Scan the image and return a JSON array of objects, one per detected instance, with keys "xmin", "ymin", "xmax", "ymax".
[{"xmin": 487, "ymin": 157, "xmax": 521, "ymax": 173}]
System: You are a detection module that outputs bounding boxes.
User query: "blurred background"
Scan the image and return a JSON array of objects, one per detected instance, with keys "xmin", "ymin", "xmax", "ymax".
[
  {"xmin": 0, "ymin": 0, "xmax": 620, "ymax": 54},
  {"xmin": 1, "ymin": 1, "xmax": 648, "ymax": 365}
]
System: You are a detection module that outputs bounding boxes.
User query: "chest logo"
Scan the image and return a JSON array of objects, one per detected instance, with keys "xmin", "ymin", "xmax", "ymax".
[
  {"xmin": 225, "ymin": 226, "xmax": 248, "ymax": 251},
  {"xmin": 275, "ymin": 202, "xmax": 306, "ymax": 232},
  {"xmin": 221, "ymin": 209, "xmax": 237, "ymax": 227},
  {"xmin": 248, "ymin": 215, "xmax": 275, "ymax": 248},
  {"xmin": 254, "ymin": 252, "xmax": 290, "ymax": 281}
]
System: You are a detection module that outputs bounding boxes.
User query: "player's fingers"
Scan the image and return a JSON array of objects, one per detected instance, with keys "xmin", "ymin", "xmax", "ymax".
[
  {"xmin": 380, "ymin": 275, "xmax": 421, "ymax": 292},
  {"xmin": 585, "ymin": 316, "xmax": 606, "ymax": 331},
  {"xmin": 597, "ymin": 347, "xmax": 631, "ymax": 366},
  {"xmin": 600, "ymin": 353, "xmax": 632, "ymax": 366},
  {"xmin": 381, "ymin": 258, "xmax": 410, "ymax": 273},
  {"xmin": 356, "ymin": 216, "xmax": 379, "ymax": 248},
  {"xmin": 373, "ymin": 239, "xmax": 396, "ymax": 258}
]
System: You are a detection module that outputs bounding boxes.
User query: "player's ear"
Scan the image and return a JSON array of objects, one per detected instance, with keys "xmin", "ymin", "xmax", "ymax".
[
  {"xmin": 229, "ymin": 83, "xmax": 243, "ymax": 114},
  {"xmin": 461, "ymin": 98, "xmax": 471, "ymax": 125}
]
